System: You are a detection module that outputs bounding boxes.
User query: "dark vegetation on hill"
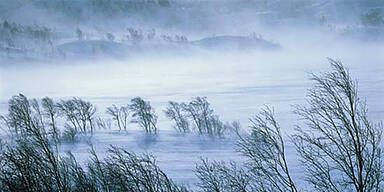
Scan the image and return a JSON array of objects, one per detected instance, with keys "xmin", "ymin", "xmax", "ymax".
[{"xmin": 1, "ymin": 0, "xmax": 384, "ymax": 60}]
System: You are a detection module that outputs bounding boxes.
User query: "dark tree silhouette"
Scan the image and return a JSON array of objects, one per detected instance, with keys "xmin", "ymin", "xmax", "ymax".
[
  {"xmin": 164, "ymin": 101, "xmax": 190, "ymax": 133},
  {"xmin": 56, "ymin": 98, "xmax": 96, "ymax": 134},
  {"xmin": 106, "ymin": 104, "xmax": 130, "ymax": 131},
  {"xmin": 182, "ymin": 97, "xmax": 227, "ymax": 136},
  {"xmin": 42, "ymin": 97, "xmax": 60, "ymax": 150},
  {"xmin": 237, "ymin": 107, "xmax": 298, "ymax": 192},
  {"xmin": 0, "ymin": 94, "xmax": 188, "ymax": 192},
  {"xmin": 195, "ymin": 59, "xmax": 383, "ymax": 192},
  {"xmin": 293, "ymin": 59, "xmax": 383, "ymax": 191},
  {"xmin": 129, "ymin": 97, "xmax": 158, "ymax": 134}
]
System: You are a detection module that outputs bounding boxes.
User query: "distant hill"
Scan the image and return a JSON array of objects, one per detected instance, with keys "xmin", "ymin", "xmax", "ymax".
[{"xmin": 193, "ymin": 36, "xmax": 281, "ymax": 51}]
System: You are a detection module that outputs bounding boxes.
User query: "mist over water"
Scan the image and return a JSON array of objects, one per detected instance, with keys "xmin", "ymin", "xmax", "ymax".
[
  {"xmin": 0, "ymin": 0, "xmax": 384, "ymax": 188},
  {"xmin": 1, "ymin": 31, "xmax": 383, "ymax": 128}
]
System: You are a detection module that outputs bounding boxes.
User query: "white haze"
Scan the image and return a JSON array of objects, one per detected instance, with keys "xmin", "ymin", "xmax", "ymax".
[
  {"xmin": 0, "ymin": 0, "xmax": 384, "ymax": 188},
  {"xmin": 1, "ymin": 29, "xmax": 383, "ymax": 129}
]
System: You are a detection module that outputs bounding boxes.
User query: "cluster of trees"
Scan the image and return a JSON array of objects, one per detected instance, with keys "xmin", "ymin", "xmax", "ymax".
[
  {"xmin": 1, "ymin": 96, "xmax": 164, "ymax": 142},
  {"xmin": 124, "ymin": 27, "xmax": 187, "ymax": 45},
  {"xmin": 35, "ymin": 0, "xmax": 171, "ymax": 23},
  {"xmin": 1, "ymin": 96, "xmax": 96, "ymax": 143},
  {"xmin": 361, "ymin": 8, "xmax": 384, "ymax": 26},
  {"xmin": 86, "ymin": 26, "xmax": 186, "ymax": 46},
  {"xmin": 195, "ymin": 59, "xmax": 384, "ymax": 191},
  {"xmin": 160, "ymin": 34, "xmax": 188, "ymax": 44},
  {"xmin": 1, "ymin": 93, "xmax": 234, "ymax": 142},
  {"xmin": 105, "ymin": 97, "xmax": 158, "ymax": 134},
  {"xmin": 0, "ymin": 95, "xmax": 184, "ymax": 191},
  {"xmin": 0, "ymin": 128, "xmax": 187, "ymax": 191},
  {"xmin": 0, "ymin": 60, "xmax": 382, "ymax": 191},
  {"xmin": 0, "ymin": 21, "xmax": 53, "ymax": 43},
  {"xmin": 0, "ymin": 20, "xmax": 55, "ymax": 57},
  {"xmin": 164, "ymin": 97, "xmax": 238, "ymax": 136}
]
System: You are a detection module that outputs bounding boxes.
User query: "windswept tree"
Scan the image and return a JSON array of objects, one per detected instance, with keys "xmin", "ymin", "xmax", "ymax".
[
  {"xmin": 293, "ymin": 59, "xmax": 383, "ymax": 191},
  {"xmin": 2, "ymin": 94, "xmax": 41, "ymax": 136},
  {"xmin": 56, "ymin": 99, "xmax": 80, "ymax": 133},
  {"xmin": 195, "ymin": 159, "xmax": 250, "ymax": 192},
  {"xmin": 57, "ymin": 98, "xmax": 96, "ymax": 134},
  {"xmin": 129, "ymin": 97, "xmax": 158, "ymax": 134},
  {"xmin": 106, "ymin": 104, "xmax": 130, "ymax": 131},
  {"xmin": 182, "ymin": 97, "xmax": 228, "ymax": 136},
  {"xmin": 0, "ymin": 95, "xmax": 187, "ymax": 192},
  {"xmin": 0, "ymin": 94, "xmax": 65, "ymax": 191},
  {"xmin": 195, "ymin": 107, "xmax": 298, "ymax": 192},
  {"xmin": 42, "ymin": 97, "xmax": 60, "ymax": 147},
  {"xmin": 95, "ymin": 117, "xmax": 112, "ymax": 130},
  {"xmin": 196, "ymin": 59, "xmax": 382, "ymax": 192},
  {"xmin": 164, "ymin": 101, "xmax": 190, "ymax": 133},
  {"xmin": 73, "ymin": 98, "xmax": 96, "ymax": 134},
  {"xmin": 238, "ymin": 107, "xmax": 298, "ymax": 192},
  {"xmin": 183, "ymin": 97, "xmax": 213, "ymax": 134},
  {"xmin": 87, "ymin": 146, "xmax": 188, "ymax": 192}
]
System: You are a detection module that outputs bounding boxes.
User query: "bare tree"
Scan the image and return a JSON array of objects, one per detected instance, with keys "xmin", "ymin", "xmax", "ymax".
[
  {"xmin": 182, "ymin": 97, "xmax": 213, "ymax": 134},
  {"xmin": 57, "ymin": 98, "xmax": 96, "ymax": 134},
  {"xmin": 73, "ymin": 98, "xmax": 96, "ymax": 134},
  {"xmin": 164, "ymin": 101, "xmax": 190, "ymax": 133},
  {"xmin": 0, "ymin": 94, "xmax": 64, "ymax": 192},
  {"xmin": 292, "ymin": 59, "xmax": 383, "ymax": 191},
  {"xmin": 129, "ymin": 97, "xmax": 158, "ymax": 134},
  {"xmin": 237, "ymin": 107, "xmax": 298, "ymax": 192},
  {"xmin": 0, "ymin": 94, "xmax": 188, "ymax": 192},
  {"xmin": 5, "ymin": 94, "xmax": 34, "ymax": 136},
  {"xmin": 42, "ymin": 97, "xmax": 60, "ymax": 148},
  {"xmin": 106, "ymin": 104, "xmax": 130, "ymax": 131},
  {"xmin": 195, "ymin": 159, "xmax": 250, "ymax": 192},
  {"xmin": 194, "ymin": 106, "xmax": 297, "ymax": 192},
  {"xmin": 86, "ymin": 146, "xmax": 189, "ymax": 192},
  {"xmin": 95, "ymin": 117, "xmax": 112, "ymax": 130},
  {"xmin": 182, "ymin": 97, "xmax": 228, "ymax": 136},
  {"xmin": 56, "ymin": 99, "xmax": 81, "ymax": 133},
  {"xmin": 209, "ymin": 115, "xmax": 227, "ymax": 137}
]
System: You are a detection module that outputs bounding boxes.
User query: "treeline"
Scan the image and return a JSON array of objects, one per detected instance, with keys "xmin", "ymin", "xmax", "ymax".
[
  {"xmin": 0, "ymin": 59, "xmax": 383, "ymax": 191},
  {"xmin": 0, "ymin": 20, "xmax": 55, "ymax": 57},
  {"xmin": 34, "ymin": 0, "xmax": 172, "ymax": 22},
  {"xmin": 1, "ymin": 95, "xmax": 234, "ymax": 143}
]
